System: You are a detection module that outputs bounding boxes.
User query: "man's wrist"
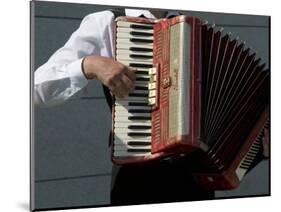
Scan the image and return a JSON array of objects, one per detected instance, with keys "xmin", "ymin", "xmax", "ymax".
[{"xmin": 81, "ymin": 56, "xmax": 96, "ymax": 80}]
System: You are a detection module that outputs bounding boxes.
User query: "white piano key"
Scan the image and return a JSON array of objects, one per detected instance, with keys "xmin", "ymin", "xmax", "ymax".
[
  {"xmin": 115, "ymin": 110, "xmax": 151, "ymax": 116},
  {"xmin": 114, "ymin": 102, "xmax": 149, "ymax": 106},
  {"xmin": 115, "ymin": 106, "xmax": 151, "ymax": 113},
  {"xmin": 117, "ymin": 49, "xmax": 153, "ymax": 56},
  {"xmin": 114, "ymin": 144, "xmax": 151, "ymax": 150},
  {"xmin": 115, "ymin": 96, "xmax": 148, "ymax": 100},
  {"xmin": 115, "ymin": 102, "xmax": 149, "ymax": 108},
  {"xmin": 115, "ymin": 126, "xmax": 151, "ymax": 130},
  {"xmin": 117, "ymin": 143, "xmax": 151, "ymax": 148},
  {"xmin": 114, "ymin": 125, "xmax": 151, "ymax": 130},
  {"xmin": 115, "ymin": 100, "xmax": 149, "ymax": 107},
  {"xmin": 114, "ymin": 123, "xmax": 152, "ymax": 129},
  {"xmin": 114, "ymin": 143, "xmax": 151, "ymax": 148},
  {"xmin": 115, "ymin": 105, "xmax": 150, "ymax": 110},
  {"xmin": 134, "ymin": 81, "xmax": 150, "ymax": 86},
  {"xmin": 114, "ymin": 127, "xmax": 151, "ymax": 131},
  {"xmin": 114, "ymin": 147, "xmax": 151, "ymax": 152},
  {"xmin": 117, "ymin": 59, "xmax": 152, "ymax": 66},
  {"xmin": 117, "ymin": 37, "xmax": 153, "ymax": 42},
  {"xmin": 117, "ymin": 29, "xmax": 153, "ymax": 34},
  {"xmin": 117, "ymin": 43, "xmax": 153, "ymax": 50},
  {"xmin": 116, "ymin": 55, "xmax": 153, "ymax": 62},
  {"xmin": 114, "ymin": 137, "xmax": 151, "ymax": 142},
  {"xmin": 117, "ymin": 32, "xmax": 154, "ymax": 39},
  {"xmin": 114, "ymin": 133, "xmax": 152, "ymax": 139},
  {"xmin": 135, "ymin": 73, "xmax": 150, "ymax": 78},
  {"xmin": 115, "ymin": 144, "xmax": 151, "ymax": 149},
  {"xmin": 117, "ymin": 21, "xmax": 154, "ymax": 28},
  {"xmin": 117, "ymin": 27, "xmax": 154, "ymax": 34},
  {"xmin": 114, "ymin": 138, "xmax": 151, "ymax": 143},
  {"xmin": 115, "ymin": 129, "xmax": 151, "ymax": 134},
  {"xmin": 117, "ymin": 40, "xmax": 153, "ymax": 47},
  {"xmin": 113, "ymin": 151, "xmax": 151, "ymax": 157},
  {"xmin": 114, "ymin": 120, "xmax": 151, "ymax": 126},
  {"xmin": 118, "ymin": 59, "xmax": 153, "ymax": 65},
  {"xmin": 115, "ymin": 109, "xmax": 151, "ymax": 115},
  {"xmin": 115, "ymin": 131, "xmax": 151, "ymax": 136},
  {"xmin": 114, "ymin": 116, "xmax": 151, "ymax": 122},
  {"xmin": 116, "ymin": 48, "xmax": 153, "ymax": 54},
  {"xmin": 115, "ymin": 116, "xmax": 151, "ymax": 122},
  {"xmin": 114, "ymin": 149, "xmax": 151, "ymax": 155},
  {"xmin": 114, "ymin": 128, "xmax": 151, "ymax": 133}
]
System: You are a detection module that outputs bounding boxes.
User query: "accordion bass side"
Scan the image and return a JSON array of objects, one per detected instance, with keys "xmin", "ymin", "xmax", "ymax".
[{"xmin": 112, "ymin": 15, "xmax": 270, "ymax": 190}]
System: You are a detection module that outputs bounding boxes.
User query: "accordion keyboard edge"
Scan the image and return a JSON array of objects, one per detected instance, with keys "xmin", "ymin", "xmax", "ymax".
[{"xmin": 113, "ymin": 17, "xmax": 156, "ymax": 163}]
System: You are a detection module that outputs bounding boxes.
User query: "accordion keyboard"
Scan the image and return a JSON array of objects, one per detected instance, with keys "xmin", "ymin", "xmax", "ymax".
[{"xmin": 113, "ymin": 21, "xmax": 155, "ymax": 157}]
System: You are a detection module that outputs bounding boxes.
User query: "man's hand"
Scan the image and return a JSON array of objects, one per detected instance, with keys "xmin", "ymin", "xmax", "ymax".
[{"xmin": 82, "ymin": 55, "xmax": 136, "ymax": 98}]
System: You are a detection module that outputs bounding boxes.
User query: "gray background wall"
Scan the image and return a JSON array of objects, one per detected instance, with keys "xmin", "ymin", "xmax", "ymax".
[{"xmin": 31, "ymin": 1, "xmax": 270, "ymax": 210}]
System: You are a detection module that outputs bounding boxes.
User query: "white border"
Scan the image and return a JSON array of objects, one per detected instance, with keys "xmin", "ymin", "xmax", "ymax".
[{"xmin": 1, "ymin": 0, "xmax": 280, "ymax": 211}]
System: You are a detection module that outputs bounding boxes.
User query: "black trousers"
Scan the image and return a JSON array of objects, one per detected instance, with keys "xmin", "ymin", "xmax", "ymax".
[{"xmin": 110, "ymin": 157, "xmax": 215, "ymax": 206}]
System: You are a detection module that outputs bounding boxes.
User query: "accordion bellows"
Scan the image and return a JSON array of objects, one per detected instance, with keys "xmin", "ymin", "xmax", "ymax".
[{"xmin": 111, "ymin": 15, "xmax": 269, "ymax": 190}]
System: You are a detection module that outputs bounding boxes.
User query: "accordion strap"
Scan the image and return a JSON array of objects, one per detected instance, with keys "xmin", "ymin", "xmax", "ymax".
[{"xmin": 109, "ymin": 8, "xmax": 126, "ymax": 18}]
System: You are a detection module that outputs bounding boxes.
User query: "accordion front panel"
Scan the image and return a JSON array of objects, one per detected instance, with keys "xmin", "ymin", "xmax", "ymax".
[
  {"xmin": 151, "ymin": 17, "xmax": 201, "ymax": 153},
  {"xmin": 112, "ymin": 17, "xmax": 201, "ymax": 163}
]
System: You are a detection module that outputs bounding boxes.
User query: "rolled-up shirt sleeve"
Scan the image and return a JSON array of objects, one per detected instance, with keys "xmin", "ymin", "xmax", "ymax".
[{"xmin": 34, "ymin": 11, "xmax": 115, "ymax": 106}]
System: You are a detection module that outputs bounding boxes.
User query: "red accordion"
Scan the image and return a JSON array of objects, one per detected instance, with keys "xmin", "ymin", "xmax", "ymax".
[{"xmin": 111, "ymin": 15, "xmax": 270, "ymax": 190}]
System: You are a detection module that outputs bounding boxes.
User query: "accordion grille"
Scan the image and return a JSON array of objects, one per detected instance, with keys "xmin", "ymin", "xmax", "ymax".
[
  {"xmin": 153, "ymin": 111, "xmax": 161, "ymax": 144},
  {"xmin": 200, "ymin": 24, "xmax": 269, "ymax": 169}
]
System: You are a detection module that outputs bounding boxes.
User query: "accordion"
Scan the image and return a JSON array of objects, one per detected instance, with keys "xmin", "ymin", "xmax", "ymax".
[{"xmin": 111, "ymin": 15, "xmax": 270, "ymax": 190}]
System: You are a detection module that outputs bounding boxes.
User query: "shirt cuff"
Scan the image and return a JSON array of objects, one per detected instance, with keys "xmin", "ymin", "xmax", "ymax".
[{"xmin": 68, "ymin": 58, "xmax": 89, "ymax": 91}]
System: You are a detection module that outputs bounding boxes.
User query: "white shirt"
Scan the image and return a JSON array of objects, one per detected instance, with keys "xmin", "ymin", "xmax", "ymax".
[{"xmin": 34, "ymin": 9, "xmax": 157, "ymax": 106}]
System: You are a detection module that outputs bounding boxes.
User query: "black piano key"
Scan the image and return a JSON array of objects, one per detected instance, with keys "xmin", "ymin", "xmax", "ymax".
[
  {"xmin": 130, "ymin": 31, "xmax": 153, "ymax": 36},
  {"xmin": 136, "ymin": 71, "xmax": 149, "ymax": 75},
  {"xmin": 128, "ymin": 109, "xmax": 151, "ymax": 113},
  {"xmin": 240, "ymin": 165, "xmax": 250, "ymax": 169},
  {"xmin": 129, "ymin": 63, "xmax": 153, "ymax": 68},
  {"xmin": 128, "ymin": 102, "xmax": 149, "ymax": 106},
  {"xmin": 128, "ymin": 125, "xmax": 151, "ymax": 130},
  {"xmin": 128, "ymin": 132, "xmax": 151, "ymax": 136},
  {"xmin": 130, "ymin": 38, "xmax": 153, "ymax": 43},
  {"xmin": 135, "ymin": 85, "xmax": 148, "ymax": 90},
  {"xmin": 128, "ymin": 116, "xmax": 150, "ymax": 121},
  {"xmin": 129, "ymin": 93, "xmax": 148, "ymax": 98},
  {"xmin": 136, "ymin": 77, "xmax": 149, "ymax": 82},
  {"xmin": 127, "ymin": 148, "xmax": 151, "ymax": 153},
  {"xmin": 127, "ymin": 141, "xmax": 151, "ymax": 146},
  {"xmin": 130, "ymin": 24, "xmax": 154, "ymax": 30},
  {"xmin": 129, "ymin": 47, "xmax": 153, "ymax": 52},
  {"xmin": 130, "ymin": 54, "xmax": 153, "ymax": 59}
]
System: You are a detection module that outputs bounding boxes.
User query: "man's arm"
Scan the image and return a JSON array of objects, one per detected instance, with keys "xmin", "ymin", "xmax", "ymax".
[
  {"xmin": 34, "ymin": 11, "xmax": 135, "ymax": 106},
  {"xmin": 82, "ymin": 55, "xmax": 135, "ymax": 99}
]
